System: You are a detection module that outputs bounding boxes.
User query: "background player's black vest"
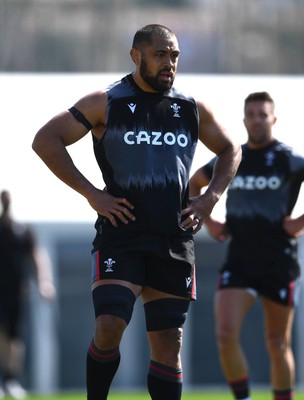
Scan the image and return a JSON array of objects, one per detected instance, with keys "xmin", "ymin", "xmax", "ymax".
[
  {"xmin": 93, "ymin": 74, "xmax": 199, "ymax": 235},
  {"xmin": 204, "ymin": 140, "xmax": 304, "ymax": 267}
]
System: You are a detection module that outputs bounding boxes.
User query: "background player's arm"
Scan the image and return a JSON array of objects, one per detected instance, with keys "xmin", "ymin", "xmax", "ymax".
[
  {"xmin": 283, "ymin": 214, "xmax": 304, "ymax": 238},
  {"xmin": 32, "ymin": 246, "xmax": 56, "ymax": 300},
  {"xmin": 189, "ymin": 167, "xmax": 210, "ymax": 197},
  {"xmin": 23, "ymin": 226, "xmax": 55, "ymax": 300}
]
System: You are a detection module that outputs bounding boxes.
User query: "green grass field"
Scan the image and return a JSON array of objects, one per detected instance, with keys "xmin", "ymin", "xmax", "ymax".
[{"xmin": 24, "ymin": 389, "xmax": 304, "ymax": 400}]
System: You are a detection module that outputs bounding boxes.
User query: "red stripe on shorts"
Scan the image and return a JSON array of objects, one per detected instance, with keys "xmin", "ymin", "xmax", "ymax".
[
  {"xmin": 96, "ymin": 250, "xmax": 101, "ymax": 280},
  {"xmin": 288, "ymin": 280, "xmax": 294, "ymax": 306}
]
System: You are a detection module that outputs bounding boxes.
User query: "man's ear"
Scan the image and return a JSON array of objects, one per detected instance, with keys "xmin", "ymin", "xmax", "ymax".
[{"xmin": 130, "ymin": 48, "xmax": 141, "ymax": 65}]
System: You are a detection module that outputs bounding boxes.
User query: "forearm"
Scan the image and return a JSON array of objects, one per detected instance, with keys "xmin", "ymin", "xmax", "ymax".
[
  {"xmin": 32, "ymin": 247, "xmax": 56, "ymax": 300},
  {"xmin": 204, "ymin": 144, "xmax": 241, "ymax": 204}
]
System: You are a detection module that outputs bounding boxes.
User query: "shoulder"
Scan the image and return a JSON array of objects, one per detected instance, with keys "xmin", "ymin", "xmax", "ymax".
[
  {"xmin": 74, "ymin": 76, "xmax": 131, "ymax": 113},
  {"xmin": 169, "ymin": 85, "xmax": 195, "ymax": 102},
  {"xmin": 273, "ymin": 140, "xmax": 304, "ymax": 159},
  {"xmin": 273, "ymin": 140, "xmax": 304, "ymax": 173},
  {"xmin": 74, "ymin": 90, "xmax": 107, "ymax": 112},
  {"xmin": 106, "ymin": 75, "xmax": 133, "ymax": 98},
  {"xmin": 272, "ymin": 140, "xmax": 292, "ymax": 152},
  {"xmin": 192, "ymin": 98, "xmax": 217, "ymax": 122},
  {"xmin": 73, "ymin": 89, "xmax": 108, "ymax": 130}
]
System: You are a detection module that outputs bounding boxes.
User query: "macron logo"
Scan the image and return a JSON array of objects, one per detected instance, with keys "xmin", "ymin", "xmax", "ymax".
[
  {"xmin": 185, "ymin": 277, "xmax": 192, "ymax": 288},
  {"xmin": 128, "ymin": 103, "xmax": 136, "ymax": 113}
]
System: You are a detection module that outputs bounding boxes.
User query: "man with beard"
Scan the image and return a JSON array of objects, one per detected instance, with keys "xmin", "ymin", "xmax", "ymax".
[
  {"xmin": 190, "ymin": 92, "xmax": 304, "ymax": 400},
  {"xmin": 32, "ymin": 24, "xmax": 241, "ymax": 400}
]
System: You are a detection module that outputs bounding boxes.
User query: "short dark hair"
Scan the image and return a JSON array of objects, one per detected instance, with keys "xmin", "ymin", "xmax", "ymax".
[
  {"xmin": 132, "ymin": 24, "xmax": 175, "ymax": 49},
  {"xmin": 244, "ymin": 92, "xmax": 275, "ymax": 110}
]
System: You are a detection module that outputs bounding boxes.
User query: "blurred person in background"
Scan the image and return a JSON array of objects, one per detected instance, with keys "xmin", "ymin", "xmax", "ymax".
[
  {"xmin": 0, "ymin": 190, "xmax": 55, "ymax": 400},
  {"xmin": 190, "ymin": 92, "xmax": 304, "ymax": 400},
  {"xmin": 32, "ymin": 24, "xmax": 241, "ymax": 400}
]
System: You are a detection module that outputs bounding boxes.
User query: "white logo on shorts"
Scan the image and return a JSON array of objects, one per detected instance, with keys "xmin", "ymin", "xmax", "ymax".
[
  {"xmin": 185, "ymin": 277, "xmax": 192, "ymax": 288},
  {"xmin": 279, "ymin": 288, "xmax": 287, "ymax": 299},
  {"xmin": 104, "ymin": 258, "xmax": 116, "ymax": 272},
  {"xmin": 221, "ymin": 271, "xmax": 231, "ymax": 285}
]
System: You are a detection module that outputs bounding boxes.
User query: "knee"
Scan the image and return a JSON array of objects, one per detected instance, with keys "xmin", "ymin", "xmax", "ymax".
[
  {"xmin": 266, "ymin": 334, "xmax": 289, "ymax": 358},
  {"xmin": 144, "ymin": 298, "xmax": 189, "ymax": 367},
  {"xmin": 149, "ymin": 328, "xmax": 183, "ymax": 367},
  {"xmin": 92, "ymin": 284, "xmax": 137, "ymax": 349},
  {"xmin": 94, "ymin": 315, "xmax": 126, "ymax": 349},
  {"xmin": 215, "ymin": 325, "xmax": 238, "ymax": 350},
  {"xmin": 155, "ymin": 327, "xmax": 183, "ymax": 350}
]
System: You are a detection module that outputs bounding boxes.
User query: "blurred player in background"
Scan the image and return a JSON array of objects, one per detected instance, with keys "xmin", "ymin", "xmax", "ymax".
[
  {"xmin": 0, "ymin": 190, "xmax": 55, "ymax": 399},
  {"xmin": 190, "ymin": 92, "xmax": 304, "ymax": 400}
]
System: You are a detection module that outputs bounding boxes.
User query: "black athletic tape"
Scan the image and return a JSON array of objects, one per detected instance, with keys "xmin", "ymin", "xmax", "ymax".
[
  {"xmin": 92, "ymin": 284, "xmax": 136, "ymax": 325},
  {"xmin": 68, "ymin": 106, "xmax": 93, "ymax": 131},
  {"xmin": 144, "ymin": 298, "xmax": 190, "ymax": 332}
]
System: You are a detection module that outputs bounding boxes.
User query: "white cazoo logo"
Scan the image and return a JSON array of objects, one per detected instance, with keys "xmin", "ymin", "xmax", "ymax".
[
  {"xmin": 230, "ymin": 175, "xmax": 281, "ymax": 190},
  {"xmin": 124, "ymin": 131, "xmax": 188, "ymax": 147}
]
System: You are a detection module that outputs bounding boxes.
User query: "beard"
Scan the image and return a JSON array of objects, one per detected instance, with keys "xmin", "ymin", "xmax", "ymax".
[
  {"xmin": 140, "ymin": 59, "xmax": 174, "ymax": 92},
  {"xmin": 247, "ymin": 128, "xmax": 271, "ymax": 146}
]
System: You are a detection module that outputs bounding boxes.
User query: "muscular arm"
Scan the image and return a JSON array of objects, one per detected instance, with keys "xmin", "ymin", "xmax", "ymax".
[
  {"xmin": 32, "ymin": 91, "xmax": 106, "ymax": 197},
  {"xmin": 196, "ymin": 101, "xmax": 241, "ymax": 205},
  {"xmin": 32, "ymin": 91, "xmax": 135, "ymax": 226},
  {"xmin": 182, "ymin": 101, "xmax": 241, "ymax": 233}
]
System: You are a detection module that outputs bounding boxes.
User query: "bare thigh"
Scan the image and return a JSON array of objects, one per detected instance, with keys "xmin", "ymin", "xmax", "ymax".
[
  {"xmin": 262, "ymin": 297, "xmax": 294, "ymax": 345},
  {"xmin": 214, "ymin": 288, "xmax": 256, "ymax": 336}
]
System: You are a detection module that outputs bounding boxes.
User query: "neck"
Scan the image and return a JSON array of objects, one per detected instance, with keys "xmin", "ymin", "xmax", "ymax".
[
  {"xmin": 132, "ymin": 72, "xmax": 159, "ymax": 93},
  {"xmin": 0, "ymin": 208, "xmax": 12, "ymax": 222},
  {"xmin": 246, "ymin": 137, "xmax": 275, "ymax": 149}
]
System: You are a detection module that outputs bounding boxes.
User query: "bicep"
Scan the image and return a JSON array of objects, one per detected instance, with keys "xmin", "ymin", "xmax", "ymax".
[
  {"xmin": 38, "ymin": 111, "xmax": 89, "ymax": 146},
  {"xmin": 35, "ymin": 90, "xmax": 107, "ymax": 146},
  {"xmin": 73, "ymin": 90, "xmax": 107, "ymax": 141}
]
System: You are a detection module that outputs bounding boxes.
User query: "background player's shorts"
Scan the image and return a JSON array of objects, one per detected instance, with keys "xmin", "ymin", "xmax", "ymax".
[
  {"xmin": 0, "ymin": 288, "xmax": 23, "ymax": 337},
  {"xmin": 217, "ymin": 263, "xmax": 301, "ymax": 306},
  {"xmin": 91, "ymin": 229, "xmax": 196, "ymax": 300}
]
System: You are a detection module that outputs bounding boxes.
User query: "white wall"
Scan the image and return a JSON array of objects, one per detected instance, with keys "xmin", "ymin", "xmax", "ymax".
[{"xmin": 1, "ymin": 73, "xmax": 304, "ymax": 223}]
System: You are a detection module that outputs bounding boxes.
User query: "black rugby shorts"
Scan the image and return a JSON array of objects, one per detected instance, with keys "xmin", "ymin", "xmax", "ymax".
[
  {"xmin": 217, "ymin": 263, "xmax": 301, "ymax": 306},
  {"xmin": 91, "ymin": 230, "xmax": 196, "ymax": 300},
  {"xmin": 0, "ymin": 288, "xmax": 23, "ymax": 337}
]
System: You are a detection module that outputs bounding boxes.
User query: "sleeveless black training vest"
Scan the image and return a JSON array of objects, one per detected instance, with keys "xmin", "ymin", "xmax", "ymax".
[{"xmin": 93, "ymin": 74, "xmax": 199, "ymax": 235}]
